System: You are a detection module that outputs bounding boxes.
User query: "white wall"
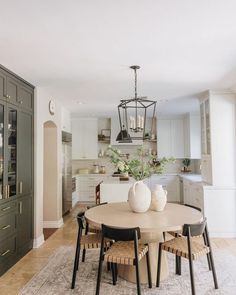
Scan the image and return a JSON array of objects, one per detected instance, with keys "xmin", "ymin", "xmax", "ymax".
[
  {"xmin": 43, "ymin": 123, "xmax": 59, "ymax": 226},
  {"xmin": 34, "ymin": 87, "xmax": 68, "ymax": 247}
]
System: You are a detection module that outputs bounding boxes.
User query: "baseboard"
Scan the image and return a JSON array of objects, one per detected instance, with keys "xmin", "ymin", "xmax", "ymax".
[
  {"xmin": 210, "ymin": 232, "xmax": 236, "ymax": 238},
  {"xmin": 33, "ymin": 234, "xmax": 45, "ymax": 248},
  {"xmin": 43, "ymin": 218, "xmax": 64, "ymax": 229}
]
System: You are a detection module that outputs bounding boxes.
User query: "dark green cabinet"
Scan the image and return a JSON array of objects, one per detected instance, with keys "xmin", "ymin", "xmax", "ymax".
[
  {"xmin": 0, "ymin": 65, "xmax": 34, "ymax": 276},
  {"xmin": 0, "ymin": 70, "xmax": 7, "ymax": 101},
  {"xmin": 17, "ymin": 195, "xmax": 33, "ymax": 254},
  {"xmin": 17, "ymin": 111, "xmax": 33, "ymax": 196}
]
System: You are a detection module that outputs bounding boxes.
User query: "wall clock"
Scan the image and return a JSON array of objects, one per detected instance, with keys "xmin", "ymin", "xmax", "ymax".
[{"xmin": 49, "ymin": 99, "xmax": 55, "ymax": 115}]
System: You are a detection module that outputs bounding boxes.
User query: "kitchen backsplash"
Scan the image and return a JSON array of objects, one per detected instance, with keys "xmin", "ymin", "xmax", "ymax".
[{"xmin": 72, "ymin": 157, "xmax": 201, "ymax": 175}]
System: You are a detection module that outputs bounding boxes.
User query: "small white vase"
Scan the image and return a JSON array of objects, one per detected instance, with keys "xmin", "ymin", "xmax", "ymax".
[
  {"xmin": 128, "ymin": 181, "xmax": 151, "ymax": 213},
  {"xmin": 150, "ymin": 184, "xmax": 167, "ymax": 212}
]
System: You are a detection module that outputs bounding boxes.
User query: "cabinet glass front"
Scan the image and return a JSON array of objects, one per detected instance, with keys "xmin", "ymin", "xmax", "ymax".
[
  {"xmin": 0, "ymin": 105, "xmax": 3, "ymax": 199},
  {"xmin": 8, "ymin": 109, "xmax": 17, "ymax": 198}
]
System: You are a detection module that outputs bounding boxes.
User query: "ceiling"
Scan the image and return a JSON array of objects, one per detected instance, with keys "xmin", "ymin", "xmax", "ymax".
[{"xmin": 1, "ymin": 0, "xmax": 236, "ymax": 117}]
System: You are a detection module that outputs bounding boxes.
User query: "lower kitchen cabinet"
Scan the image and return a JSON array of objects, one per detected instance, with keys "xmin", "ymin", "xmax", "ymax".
[
  {"xmin": 150, "ymin": 175, "xmax": 180, "ymax": 203},
  {"xmin": 0, "ymin": 234, "xmax": 17, "ymax": 275},
  {"xmin": 183, "ymin": 179, "xmax": 204, "ymax": 212},
  {"xmin": 17, "ymin": 195, "xmax": 33, "ymax": 255},
  {"xmin": 77, "ymin": 175, "xmax": 108, "ymax": 203}
]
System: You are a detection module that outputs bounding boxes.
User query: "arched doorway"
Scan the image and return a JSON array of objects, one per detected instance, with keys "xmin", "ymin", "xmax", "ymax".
[{"xmin": 43, "ymin": 121, "xmax": 62, "ymax": 228}]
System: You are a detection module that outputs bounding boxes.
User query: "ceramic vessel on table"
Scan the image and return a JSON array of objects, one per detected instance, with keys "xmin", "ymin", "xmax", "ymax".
[
  {"xmin": 150, "ymin": 184, "xmax": 167, "ymax": 211},
  {"xmin": 128, "ymin": 181, "xmax": 151, "ymax": 213}
]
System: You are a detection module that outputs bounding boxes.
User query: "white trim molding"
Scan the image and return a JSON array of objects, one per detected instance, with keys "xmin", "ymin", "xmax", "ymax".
[
  {"xmin": 43, "ymin": 218, "xmax": 64, "ymax": 229},
  {"xmin": 33, "ymin": 234, "xmax": 45, "ymax": 248}
]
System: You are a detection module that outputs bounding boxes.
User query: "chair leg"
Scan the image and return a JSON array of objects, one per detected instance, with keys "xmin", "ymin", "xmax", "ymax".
[
  {"xmin": 156, "ymin": 243, "xmax": 162, "ymax": 287},
  {"xmin": 135, "ymin": 260, "xmax": 141, "ymax": 295},
  {"xmin": 114, "ymin": 263, "xmax": 118, "ymax": 283},
  {"xmin": 176, "ymin": 256, "xmax": 181, "ymax": 275},
  {"xmin": 82, "ymin": 249, "xmax": 86, "ymax": 263},
  {"xmin": 95, "ymin": 258, "xmax": 103, "ymax": 295},
  {"xmin": 71, "ymin": 245, "xmax": 81, "ymax": 289},
  {"xmin": 203, "ymin": 233, "xmax": 212, "ymax": 270},
  {"xmin": 111, "ymin": 263, "xmax": 116, "ymax": 285},
  {"xmin": 209, "ymin": 251, "xmax": 219, "ymax": 289},
  {"xmin": 188, "ymin": 256, "xmax": 196, "ymax": 295},
  {"xmin": 107, "ymin": 262, "xmax": 110, "ymax": 272},
  {"xmin": 175, "ymin": 255, "xmax": 179, "ymax": 274},
  {"xmin": 178, "ymin": 256, "xmax": 181, "ymax": 275},
  {"xmin": 146, "ymin": 251, "xmax": 152, "ymax": 288}
]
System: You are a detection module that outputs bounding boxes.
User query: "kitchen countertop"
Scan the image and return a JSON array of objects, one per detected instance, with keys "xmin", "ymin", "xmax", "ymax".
[{"xmin": 101, "ymin": 177, "xmax": 135, "ymax": 185}]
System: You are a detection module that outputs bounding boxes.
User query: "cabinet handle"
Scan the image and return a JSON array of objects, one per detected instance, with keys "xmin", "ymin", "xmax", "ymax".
[
  {"xmin": 7, "ymin": 185, "xmax": 10, "ymax": 198},
  {"xmin": 2, "ymin": 206, "xmax": 11, "ymax": 212},
  {"xmin": 18, "ymin": 100, "xmax": 23, "ymax": 105},
  {"xmin": 19, "ymin": 182, "xmax": 23, "ymax": 194},
  {"xmin": 19, "ymin": 201, "xmax": 22, "ymax": 214},
  {"xmin": 2, "ymin": 225, "xmax": 10, "ymax": 230},
  {"xmin": 1, "ymin": 249, "xmax": 10, "ymax": 257}
]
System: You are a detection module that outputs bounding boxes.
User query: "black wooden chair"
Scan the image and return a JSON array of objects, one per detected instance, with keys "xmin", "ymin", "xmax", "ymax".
[
  {"xmin": 96, "ymin": 224, "xmax": 152, "ymax": 295},
  {"xmin": 156, "ymin": 217, "xmax": 218, "ymax": 295},
  {"xmin": 71, "ymin": 206, "xmax": 111, "ymax": 289}
]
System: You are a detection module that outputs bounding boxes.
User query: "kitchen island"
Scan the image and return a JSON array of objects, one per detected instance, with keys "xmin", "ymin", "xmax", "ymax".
[{"xmin": 100, "ymin": 177, "xmax": 135, "ymax": 203}]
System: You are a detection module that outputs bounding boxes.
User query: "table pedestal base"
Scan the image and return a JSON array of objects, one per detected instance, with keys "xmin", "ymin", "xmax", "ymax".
[{"xmin": 118, "ymin": 233, "xmax": 169, "ymax": 284}]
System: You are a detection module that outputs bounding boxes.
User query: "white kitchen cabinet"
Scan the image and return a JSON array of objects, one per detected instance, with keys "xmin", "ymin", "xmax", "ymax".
[
  {"xmin": 199, "ymin": 91, "xmax": 236, "ymax": 186},
  {"xmin": 77, "ymin": 175, "xmax": 108, "ymax": 203},
  {"xmin": 110, "ymin": 117, "xmax": 143, "ymax": 146},
  {"xmin": 150, "ymin": 175, "xmax": 180, "ymax": 202},
  {"xmin": 61, "ymin": 107, "xmax": 71, "ymax": 132},
  {"xmin": 183, "ymin": 178, "xmax": 203, "ymax": 211},
  {"xmin": 157, "ymin": 118, "xmax": 185, "ymax": 158},
  {"xmin": 72, "ymin": 118, "xmax": 98, "ymax": 159},
  {"xmin": 184, "ymin": 114, "xmax": 201, "ymax": 159}
]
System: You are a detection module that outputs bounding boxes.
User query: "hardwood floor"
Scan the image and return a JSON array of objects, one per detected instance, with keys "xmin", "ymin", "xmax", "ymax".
[
  {"xmin": 0, "ymin": 204, "xmax": 235, "ymax": 295},
  {"xmin": 43, "ymin": 228, "xmax": 58, "ymax": 240}
]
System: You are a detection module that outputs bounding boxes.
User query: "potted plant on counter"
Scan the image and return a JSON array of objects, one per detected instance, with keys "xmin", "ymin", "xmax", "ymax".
[
  {"xmin": 107, "ymin": 146, "xmax": 175, "ymax": 213},
  {"xmin": 182, "ymin": 158, "xmax": 191, "ymax": 172}
]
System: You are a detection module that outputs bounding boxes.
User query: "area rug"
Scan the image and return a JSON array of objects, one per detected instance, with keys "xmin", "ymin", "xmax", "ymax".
[{"xmin": 19, "ymin": 246, "xmax": 236, "ymax": 295}]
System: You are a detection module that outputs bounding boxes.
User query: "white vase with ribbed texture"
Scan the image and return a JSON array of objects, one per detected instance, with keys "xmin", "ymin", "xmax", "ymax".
[{"xmin": 150, "ymin": 184, "xmax": 167, "ymax": 212}]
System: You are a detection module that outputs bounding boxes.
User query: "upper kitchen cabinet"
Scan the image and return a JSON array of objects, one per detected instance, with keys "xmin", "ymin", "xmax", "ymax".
[
  {"xmin": 199, "ymin": 91, "xmax": 236, "ymax": 186},
  {"xmin": 0, "ymin": 70, "xmax": 34, "ymax": 112},
  {"xmin": 0, "ymin": 69, "xmax": 7, "ymax": 100},
  {"xmin": 184, "ymin": 114, "xmax": 201, "ymax": 159},
  {"xmin": 17, "ymin": 83, "xmax": 34, "ymax": 112},
  {"xmin": 72, "ymin": 118, "xmax": 98, "ymax": 159},
  {"xmin": 157, "ymin": 118, "xmax": 185, "ymax": 158}
]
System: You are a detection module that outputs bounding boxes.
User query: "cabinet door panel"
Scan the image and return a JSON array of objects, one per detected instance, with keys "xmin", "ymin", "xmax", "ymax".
[
  {"xmin": 0, "ymin": 70, "xmax": 7, "ymax": 101},
  {"xmin": 0, "ymin": 103, "xmax": 5, "ymax": 200},
  {"xmin": 17, "ymin": 195, "xmax": 32, "ymax": 250},
  {"xmin": 18, "ymin": 85, "xmax": 33, "ymax": 111},
  {"xmin": 171, "ymin": 119, "xmax": 184, "ymax": 158},
  {"xmin": 72, "ymin": 118, "xmax": 98, "ymax": 159},
  {"xmin": 7, "ymin": 107, "xmax": 17, "ymax": 198},
  {"xmin": 17, "ymin": 111, "xmax": 33, "ymax": 196},
  {"xmin": 6, "ymin": 77, "xmax": 18, "ymax": 105},
  {"xmin": 157, "ymin": 119, "xmax": 172, "ymax": 157}
]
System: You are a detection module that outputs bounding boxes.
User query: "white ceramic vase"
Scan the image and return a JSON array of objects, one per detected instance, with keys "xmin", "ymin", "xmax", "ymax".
[
  {"xmin": 150, "ymin": 184, "xmax": 167, "ymax": 212},
  {"xmin": 128, "ymin": 181, "xmax": 151, "ymax": 213}
]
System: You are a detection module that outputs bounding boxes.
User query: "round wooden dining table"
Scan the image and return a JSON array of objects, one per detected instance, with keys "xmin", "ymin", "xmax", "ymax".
[{"xmin": 85, "ymin": 202, "xmax": 203, "ymax": 284}]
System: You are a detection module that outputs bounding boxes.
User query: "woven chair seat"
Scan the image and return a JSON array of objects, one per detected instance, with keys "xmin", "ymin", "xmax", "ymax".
[
  {"xmin": 88, "ymin": 227, "xmax": 101, "ymax": 234},
  {"xmin": 104, "ymin": 241, "xmax": 148, "ymax": 266},
  {"xmin": 80, "ymin": 234, "xmax": 111, "ymax": 250},
  {"xmin": 162, "ymin": 237, "xmax": 210, "ymax": 260}
]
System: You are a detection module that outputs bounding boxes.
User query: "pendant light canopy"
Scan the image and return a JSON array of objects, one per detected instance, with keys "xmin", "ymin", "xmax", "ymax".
[{"xmin": 116, "ymin": 65, "xmax": 157, "ymax": 142}]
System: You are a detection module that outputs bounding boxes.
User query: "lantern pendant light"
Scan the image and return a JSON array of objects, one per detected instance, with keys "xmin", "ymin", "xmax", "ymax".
[{"xmin": 116, "ymin": 65, "xmax": 157, "ymax": 142}]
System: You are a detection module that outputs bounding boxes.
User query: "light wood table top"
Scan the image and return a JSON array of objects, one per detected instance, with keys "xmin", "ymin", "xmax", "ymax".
[{"xmin": 85, "ymin": 202, "xmax": 203, "ymax": 233}]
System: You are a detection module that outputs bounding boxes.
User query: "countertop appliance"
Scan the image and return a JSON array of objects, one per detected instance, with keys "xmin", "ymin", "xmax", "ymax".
[{"xmin": 62, "ymin": 131, "xmax": 72, "ymax": 215}]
